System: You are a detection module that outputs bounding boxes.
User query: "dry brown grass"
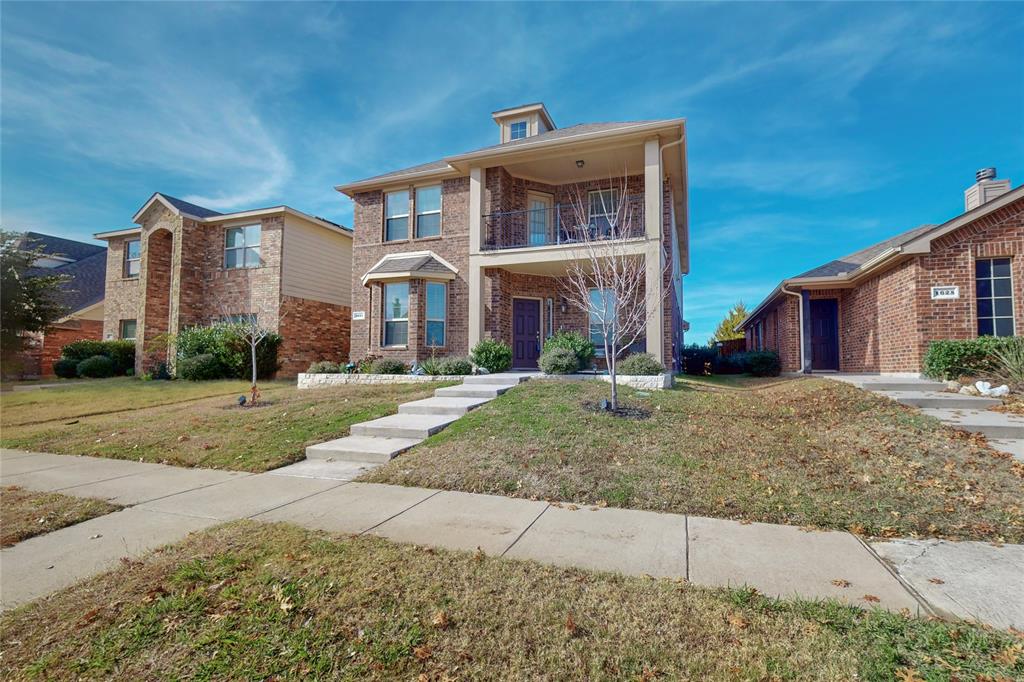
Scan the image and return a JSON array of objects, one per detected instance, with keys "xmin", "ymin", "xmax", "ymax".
[
  {"xmin": 364, "ymin": 378, "xmax": 1024, "ymax": 542},
  {"xmin": 0, "ymin": 486, "xmax": 120, "ymax": 547},
  {"xmin": 3, "ymin": 521, "xmax": 1021, "ymax": 680}
]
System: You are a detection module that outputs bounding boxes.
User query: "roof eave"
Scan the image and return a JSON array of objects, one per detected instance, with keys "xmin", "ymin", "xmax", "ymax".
[{"xmin": 94, "ymin": 227, "xmax": 142, "ymax": 240}]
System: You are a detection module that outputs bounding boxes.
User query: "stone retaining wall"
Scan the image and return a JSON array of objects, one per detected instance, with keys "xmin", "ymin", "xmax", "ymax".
[
  {"xmin": 538, "ymin": 373, "xmax": 674, "ymax": 390},
  {"xmin": 298, "ymin": 373, "xmax": 464, "ymax": 389}
]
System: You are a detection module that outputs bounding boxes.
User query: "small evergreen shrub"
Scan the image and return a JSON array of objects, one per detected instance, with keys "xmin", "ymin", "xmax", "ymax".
[
  {"xmin": 420, "ymin": 356, "xmax": 443, "ymax": 376},
  {"xmin": 992, "ymin": 337, "xmax": 1024, "ymax": 387},
  {"xmin": 53, "ymin": 358, "xmax": 78, "ymax": 379},
  {"xmin": 369, "ymin": 358, "xmax": 407, "ymax": 375},
  {"xmin": 617, "ymin": 352, "xmax": 663, "ymax": 376},
  {"xmin": 922, "ymin": 337, "xmax": 1010, "ymax": 380},
  {"xmin": 471, "ymin": 339, "xmax": 513, "ymax": 373},
  {"xmin": 306, "ymin": 361, "xmax": 342, "ymax": 374},
  {"xmin": 539, "ymin": 347, "xmax": 579, "ymax": 375},
  {"xmin": 742, "ymin": 351, "xmax": 781, "ymax": 377},
  {"xmin": 681, "ymin": 344, "xmax": 716, "ymax": 375},
  {"xmin": 355, "ymin": 355, "xmax": 381, "ymax": 374},
  {"xmin": 60, "ymin": 339, "xmax": 135, "ymax": 375},
  {"xmin": 177, "ymin": 353, "xmax": 224, "ymax": 381},
  {"xmin": 438, "ymin": 356, "xmax": 473, "ymax": 375},
  {"xmin": 542, "ymin": 331, "xmax": 595, "ymax": 370},
  {"xmin": 76, "ymin": 355, "xmax": 115, "ymax": 378},
  {"xmin": 176, "ymin": 323, "xmax": 281, "ymax": 380},
  {"xmin": 61, "ymin": 340, "xmax": 108, "ymax": 363}
]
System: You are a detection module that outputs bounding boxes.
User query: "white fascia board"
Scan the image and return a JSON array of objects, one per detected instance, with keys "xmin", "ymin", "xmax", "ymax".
[{"xmin": 94, "ymin": 227, "xmax": 142, "ymax": 239}]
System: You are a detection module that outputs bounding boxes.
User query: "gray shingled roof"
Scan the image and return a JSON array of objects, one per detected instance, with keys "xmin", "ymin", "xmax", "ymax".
[
  {"xmin": 363, "ymin": 253, "xmax": 456, "ymax": 279},
  {"xmin": 22, "ymin": 233, "xmax": 107, "ymax": 314},
  {"xmin": 157, "ymin": 193, "xmax": 223, "ymax": 219},
  {"xmin": 351, "ymin": 121, "xmax": 671, "ymax": 186},
  {"xmin": 794, "ymin": 224, "xmax": 937, "ymax": 279},
  {"xmin": 20, "ymin": 232, "xmax": 105, "ymax": 262}
]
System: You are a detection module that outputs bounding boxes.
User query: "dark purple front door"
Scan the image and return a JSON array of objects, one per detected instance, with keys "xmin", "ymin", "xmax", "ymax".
[
  {"xmin": 809, "ymin": 299, "xmax": 839, "ymax": 371},
  {"xmin": 512, "ymin": 298, "xmax": 541, "ymax": 369}
]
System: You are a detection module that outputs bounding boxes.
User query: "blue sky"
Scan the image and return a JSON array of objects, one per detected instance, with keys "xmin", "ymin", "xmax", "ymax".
[{"xmin": 2, "ymin": 2, "xmax": 1022, "ymax": 344}]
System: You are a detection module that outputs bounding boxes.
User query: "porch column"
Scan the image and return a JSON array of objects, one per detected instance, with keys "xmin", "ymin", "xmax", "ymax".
[
  {"xmin": 801, "ymin": 290, "xmax": 812, "ymax": 374},
  {"xmin": 469, "ymin": 166, "xmax": 482, "ymax": 254},
  {"xmin": 643, "ymin": 138, "xmax": 661, "ymax": 240},
  {"xmin": 468, "ymin": 166, "xmax": 484, "ymax": 348},
  {"xmin": 645, "ymin": 240, "xmax": 664, "ymax": 365}
]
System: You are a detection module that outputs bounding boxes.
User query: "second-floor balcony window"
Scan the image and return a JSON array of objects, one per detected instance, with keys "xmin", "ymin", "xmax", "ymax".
[
  {"xmin": 589, "ymin": 189, "xmax": 620, "ymax": 236},
  {"xmin": 124, "ymin": 239, "xmax": 140, "ymax": 278},
  {"xmin": 385, "ymin": 190, "xmax": 409, "ymax": 241},
  {"xmin": 225, "ymin": 224, "xmax": 261, "ymax": 269},
  {"xmin": 415, "ymin": 186, "xmax": 441, "ymax": 238}
]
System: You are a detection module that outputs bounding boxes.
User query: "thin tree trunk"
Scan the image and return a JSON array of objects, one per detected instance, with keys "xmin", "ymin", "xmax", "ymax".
[{"xmin": 251, "ymin": 341, "xmax": 257, "ymax": 388}]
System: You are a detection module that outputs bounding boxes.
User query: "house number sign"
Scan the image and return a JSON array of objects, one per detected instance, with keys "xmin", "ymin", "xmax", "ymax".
[
  {"xmin": 930, "ymin": 286, "xmax": 959, "ymax": 300},
  {"xmin": 352, "ymin": 311, "xmax": 366, "ymax": 320}
]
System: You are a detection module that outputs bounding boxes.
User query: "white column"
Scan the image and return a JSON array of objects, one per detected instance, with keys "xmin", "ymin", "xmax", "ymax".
[
  {"xmin": 469, "ymin": 166, "xmax": 482, "ymax": 254},
  {"xmin": 645, "ymin": 240, "xmax": 664, "ymax": 365},
  {"xmin": 643, "ymin": 138, "xmax": 661, "ymax": 240},
  {"xmin": 468, "ymin": 166, "xmax": 484, "ymax": 347}
]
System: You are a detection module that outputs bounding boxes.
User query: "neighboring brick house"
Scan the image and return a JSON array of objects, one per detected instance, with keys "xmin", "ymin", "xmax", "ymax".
[
  {"xmin": 739, "ymin": 170, "xmax": 1023, "ymax": 374},
  {"xmin": 14, "ymin": 233, "xmax": 107, "ymax": 378},
  {"xmin": 94, "ymin": 193, "xmax": 353, "ymax": 376},
  {"xmin": 336, "ymin": 102, "xmax": 689, "ymax": 370}
]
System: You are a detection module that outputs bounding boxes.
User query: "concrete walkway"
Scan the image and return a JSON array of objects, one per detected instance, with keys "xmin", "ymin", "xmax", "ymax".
[
  {"xmin": 4, "ymin": 448, "xmax": 1021, "ymax": 629},
  {"xmin": 829, "ymin": 374, "xmax": 1024, "ymax": 461}
]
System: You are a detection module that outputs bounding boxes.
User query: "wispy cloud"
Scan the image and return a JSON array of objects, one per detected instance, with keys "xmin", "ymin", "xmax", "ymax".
[
  {"xmin": 693, "ymin": 212, "xmax": 881, "ymax": 251},
  {"xmin": 695, "ymin": 158, "xmax": 891, "ymax": 198}
]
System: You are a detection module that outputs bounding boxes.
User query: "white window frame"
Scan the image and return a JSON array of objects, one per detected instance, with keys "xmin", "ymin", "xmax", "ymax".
[
  {"xmin": 124, "ymin": 239, "xmax": 141, "ymax": 278},
  {"xmin": 224, "ymin": 224, "xmax": 261, "ymax": 269},
  {"xmin": 975, "ymin": 257, "xmax": 1015, "ymax": 337},
  {"xmin": 425, "ymin": 281, "xmax": 447, "ymax": 347},
  {"xmin": 119, "ymin": 319, "xmax": 137, "ymax": 341},
  {"xmin": 385, "ymin": 190, "xmax": 410, "ymax": 242},
  {"xmin": 382, "ymin": 282, "xmax": 409, "ymax": 347},
  {"xmin": 588, "ymin": 189, "xmax": 620, "ymax": 236},
  {"xmin": 415, "ymin": 185, "xmax": 442, "ymax": 239},
  {"xmin": 509, "ymin": 120, "xmax": 528, "ymax": 141}
]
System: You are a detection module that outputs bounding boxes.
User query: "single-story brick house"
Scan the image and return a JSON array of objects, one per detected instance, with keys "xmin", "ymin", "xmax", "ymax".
[
  {"xmin": 94, "ymin": 193, "xmax": 354, "ymax": 376},
  {"xmin": 738, "ymin": 170, "xmax": 1022, "ymax": 374}
]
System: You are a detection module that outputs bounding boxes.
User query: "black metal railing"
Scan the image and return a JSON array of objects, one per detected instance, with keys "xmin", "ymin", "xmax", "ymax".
[{"xmin": 482, "ymin": 194, "xmax": 645, "ymax": 251}]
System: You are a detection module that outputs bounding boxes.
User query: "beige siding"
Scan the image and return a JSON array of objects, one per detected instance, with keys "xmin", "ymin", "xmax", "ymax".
[{"xmin": 281, "ymin": 214, "xmax": 353, "ymax": 306}]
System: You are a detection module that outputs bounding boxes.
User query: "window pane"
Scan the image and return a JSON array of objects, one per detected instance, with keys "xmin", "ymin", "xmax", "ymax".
[
  {"xmin": 384, "ymin": 321, "xmax": 408, "ymax": 346},
  {"xmin": 426, "ymin": 320, "xmax": 445, "ymax": 346},
  {"xmin": 994, "ymin": 298, "xmax": 1014, "ymax": 316},
  {"xmin": 977, "ymin": 279, "xmax": 992, "ymax": 298},
  {"xmin": 995, "ymin": 318, "xmax": 1015, "ymax": 337},
  {"xmin": 225, "ymin": 249, "xmax": 241, "ymax": 268},
  {"xmin": 425, "ymin": 282, "xmax": 446, "ymax": 320},
  {"xmin": 992, "ymin": 258, "xmax": 1011, "ymax": 277},
  {"xmin": 245, "ymin": 247, "xmax": 261, "ymax": 267},
  {"xmin": 386, "ymin": 190, "xmax": 409, "ymax": 218},
  {"xmin": 126, "ymin": 240, "xmax": 141, "ymax": 259},
  {"xmin": 226, "ymin": 227, "xmax": 245, "ymax": 248},
  {"xmin": 384, "ymin": 283, "xmax": 409, "ymax": 320},
  {"xmin": 975, "ymin": 259, "xmax": 991, "ymax": 278},
  {"xmin": 120, "ymin": 320, "xmax": 137, "ymax": 340},
  {"xmin": 978, "ymin": 318, "xmax": 994, "ymax": 336},
  {"xmin": 416, "ymin": 185, "xmax": 441, "ymax": 212},
  {"xmin": 977, "ymin": 299, "xmax": 993, "ymax": 317},
  {"xmin": 386, "ymin": 217, "xmax": 408, "ymax": 241},
  {"xmin": 416, "ymin": 212, "xmax": 441, "ymax": 238},
  {"xmin": 127, "ymin": 260, "xmax": 140, "ymax": 277},
  {"xmin": 993, "ymin": 278, "xmax": 1012, "ymax": 297},
  {"xmin": 244, "ymin": 225, "xmax": 261, "ymax": 245}
]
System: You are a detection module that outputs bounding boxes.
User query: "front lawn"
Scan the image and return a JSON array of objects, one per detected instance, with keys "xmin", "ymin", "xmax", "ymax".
[
  {"xmin": 363, "ymin": 378, "xmax": 1024, "ymax": 542},
  {"xmin": 3, "ymin": 521, "xmax": 1021, "ymax": 681},
  {"xmin": 1, "ymin": 486, "xmax": 120, "ymax": 547},
  {"xmin": 1, "ymin": 380, "xmax": 450, "ymax": 472}
]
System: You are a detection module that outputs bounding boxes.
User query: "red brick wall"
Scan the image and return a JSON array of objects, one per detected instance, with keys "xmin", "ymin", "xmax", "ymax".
[
  {"xmin": 139, "ymin": 227, "xmax": 173, "ymax": 372},
  {"xmin": 38, "ymin": 319, "xmax": 104, "ymax": 377},
  {"xmin": 277, "ymin": 296, "xmax": 351, "ymax": 375}
]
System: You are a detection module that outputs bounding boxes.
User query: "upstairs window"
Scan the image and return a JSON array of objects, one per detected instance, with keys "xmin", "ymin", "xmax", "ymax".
[
  {"xmin": 976, "ymin": 257, "xmax": 1015, "ymax": 337},
  {"xmin": 425, "ymin": 282, "xmax": 446, "ymax": 347},
  {"xmin": 510, "ymin": 120, "xmax": 528, "ymax": 141},
  {"xmin": 385, "ymin": 190, "xmax": 409, "ymax": 241},
  {"xmin": 124, "ymin": 239, "xmax": 141, "ymax": 278},
  {"xmin": 225, "ymin": 225, "xmax": 261, "ymax": 269},
  {"xmin": 383, "ymin": 282, "xmax": 409, "ymax": 346},
  {"xmin": 119, "ymin": 319, "xmax": 137, "ymax": 341},
  {"xmin": 588, "ymin": 189, "xmax": 620, "ymax": 236},
  {"xmin": 415, "ymin": 186, "xmax": 441, "ymax": 238}
]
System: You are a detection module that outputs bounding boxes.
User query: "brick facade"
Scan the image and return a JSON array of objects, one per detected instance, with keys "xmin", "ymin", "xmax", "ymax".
[{"xmin": 12, "ymin": 319, "xmax": 104, "ymax": 378}]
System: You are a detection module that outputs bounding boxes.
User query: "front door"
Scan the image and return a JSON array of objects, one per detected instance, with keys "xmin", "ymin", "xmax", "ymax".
[
  {"xmin": 809, "ymin": 299, "xmax": 839, "ymax": 371},
  {"xmin": 512, "ymin": 298, "xmax": 541, "ymax": 369}
]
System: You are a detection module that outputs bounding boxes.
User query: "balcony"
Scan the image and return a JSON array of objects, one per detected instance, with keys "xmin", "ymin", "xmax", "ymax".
[{"xmin": 482, "ymin": 194, "xmax": 645, "ymax": 251}]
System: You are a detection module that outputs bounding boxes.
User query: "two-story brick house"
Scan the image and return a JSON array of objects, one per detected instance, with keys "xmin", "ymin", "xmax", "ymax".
[
  {"xmin": 94, "ymin": 193, "xmax": 353, "ymax": 376},
  {"xmin": 739, "ymin": 170, "xmax": 1023, "ymax": 374},
  {"xmin": 337, "ymin": 103, "xmax": 689, "ymax": 370}
]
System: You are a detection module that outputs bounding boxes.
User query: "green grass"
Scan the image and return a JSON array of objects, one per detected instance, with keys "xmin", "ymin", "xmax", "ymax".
[
  {"xmin": 2, "ymin": 521, "xmax": 1021, "ymax": 680},
  {"xmin": 1, "ymin": 379, "xmax": 452, "ymax": 471},
  {"xmin": 0, "ymin": 486, "xmax": 121, "ymax": 547},
  {"xmin": 363, "ymin": 378, "xmax": 1024, "ymax": 542}
]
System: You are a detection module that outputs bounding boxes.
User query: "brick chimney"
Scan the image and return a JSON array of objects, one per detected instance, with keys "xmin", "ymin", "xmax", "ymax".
[{"xmin": 964, "ymin": 167, "xmax": 1011, "ymax": 211}]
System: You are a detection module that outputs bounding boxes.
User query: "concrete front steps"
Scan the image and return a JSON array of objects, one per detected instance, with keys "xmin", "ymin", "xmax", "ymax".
[{"xmin": 305, "ymin": 373, "xmax": 530, "ymax": 466}]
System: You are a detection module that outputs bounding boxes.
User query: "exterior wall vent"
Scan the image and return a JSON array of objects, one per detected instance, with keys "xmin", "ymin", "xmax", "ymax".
[{"xmin": 964, "ymin": 167, "xmax": 1011, "ymax": 211}]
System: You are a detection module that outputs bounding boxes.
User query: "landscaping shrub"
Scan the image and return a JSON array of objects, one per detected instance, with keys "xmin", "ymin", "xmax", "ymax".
[
  {"xmin": 306, "ymin": 361, "xmax": 342, "ymax": 374},
  {"xmin": 714, "ymin": 352, "xmax": 747, "ymax": 374},
  {"xmin": 177, "ymin": 353, "xmax": 224, "ymax": 381},
  {"xmin": 60, "ymin": 339, "xmax": 135, "ymax": 375},
  {"xmin": 175, "ymin": 323, "xmax": 281, "ymax": 381},
  {"xmin": 616, "ymin": 352, "xmax": 663, "ymax": 376},
  {"xmin": 741, "ymin": 351, "xmax": 781, "ymax": 377},
  {"xmin": 542, "ymin": 331, "xmax": 595, "ymax": 370},
  {"xmin": 471, "ymin": 339, "xmax": 513, "ymax": 373},
  {"xmin": 60, "ymin": 340, "xmax": 108, "ymax": 363},
  {"xmin": 539, "ymin": 347, "xmax": 579, "ymax": 375},
  {"xmin": 681, "ymin": 344, "xmax": 716, "ymax": 375},
  {"xmin": 991, "ymin": 336, "xmax": 1024, "ymax": 387},
  {"xmin": 922, "ymin": 337, "xmax": 1010, "ymax": 380},
  {"xmin": 437, "ymin": 356, "xmax": 473, "ymax": 375},
  {"xmin": 369, "ymin": 358, "xmax": 407, "ymax": 375},
  {"xmin": 76, "ymin": 355, "xmax": 115, "ymax": 378},
  {"xmin": 52, "ymin": 358, "xmax": 78, "ymax": 379},
  {"xmin": 354, "ymin": 355, "xmax": 380, "ymax": 374}
]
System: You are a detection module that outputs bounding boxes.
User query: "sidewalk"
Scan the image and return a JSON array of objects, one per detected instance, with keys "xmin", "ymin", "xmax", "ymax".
[{"xmin": 2, "ymin": 448, "xmax": 1021, "ymax": 630}]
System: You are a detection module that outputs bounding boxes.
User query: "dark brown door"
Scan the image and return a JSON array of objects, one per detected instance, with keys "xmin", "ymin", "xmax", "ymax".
[
  {"xmin": 809, "ymin": 299, "xmax": 839, "ymax": 371},
  {"xmin": 512, "ymin": 298, "xmax": 541, "ymax": 369}
]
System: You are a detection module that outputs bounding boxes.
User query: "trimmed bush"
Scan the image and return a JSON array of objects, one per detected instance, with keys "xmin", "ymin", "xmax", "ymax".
[
  {"xmin": 369, "ymin": 358, "xmax": 407, "ymax": 375},
  {"xmin": 53, "ymin": 358, "xmax": 78, "ymax": 379},
  {"xmin": 61, "ymin": 340, "xmax": 108, "ymax": 363},
  {"xmin": 539, "ymin": 347, "xmax": 579, "ymax": 375},
  {"xmin": 175, "ymin": 323, "xmax": 281, "ymax": 381},
  {"xmin": 617, "ymin": 352, "xmax": 663, "ymax": 376},
  {"xmin": 60, "ymin": 339, "xmax": 135, "ymax": 376},
  {"xmin": 681, "ymin": 344, "xmax": 716, "ymax": 375},
  {"xmin": 922, "ymin": 337, "xmax": 1010, "ymax": 380},
  {"xmin": 306, "ymin": 361, "xmax": 342, "ymax": 374},
  {"xmin": 177, "ymin": 353, "xmax": 224, "ymax": 381},
  {"xmin": 542, "ymin": 331, "xmax": 595, "ymax": 370},
  {"xmin": 76, "ymin": 355, "xmax": 115, "ymax": 378},
  {"xmin": 742, "ymin": 351, "xmax": 781, "ymax": 377},
  {"xmin": 438, "ymin": 356, "xmax": 473, "ymax": 375},
  {"xmin": 471, "ymin": 339, "xmax": 513, "ymax": 374}
]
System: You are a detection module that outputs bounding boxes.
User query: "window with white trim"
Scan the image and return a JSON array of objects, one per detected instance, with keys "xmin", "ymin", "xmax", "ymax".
[
  {"xmin": 224, "ymin": 225, "xmax": 261, "ymax": 269},
  {"xmin": 124, "ymin": 239, "xmax": 140, "ymax": 278},
  {"xmin": 588, "ymin": 189, "xmax": 620, "ymax": 236},
  {"xmin": 385, "ymin": 190, "xmax": 409, "ymax": 241},
  {"xmin": 589, "ymin": 288, "xmax": 615, "ymax": 357},
  {"xmin": 119, "ymin": 319, "xmax": 137, "ymax": 341},
  {"xmin": 976, "ymin": 258, "xmax": 1015, "ymax": 337},
  {"xmin": 425, "ymin": 282, "xmax": 446, "ymax": 347},
  {"xmin": 509, "ymin": 120, "xmax": 527, "ymax": 140},
  {"xmin": 415, "ymin": 186, "xmax": 441, "ymax": 238},
  {"xmin": 383, "ymin": 282, "xmax": 409, "ymax": 346}
]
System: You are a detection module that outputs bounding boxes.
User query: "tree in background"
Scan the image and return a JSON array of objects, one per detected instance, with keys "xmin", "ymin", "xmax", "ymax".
[
  {"xmin": 709, "ymin": 301, "xmax": 749, "ymax": 345},
  {"xmin": 0, "ymin": 231, "xmax": 68, "ymax": 375}
]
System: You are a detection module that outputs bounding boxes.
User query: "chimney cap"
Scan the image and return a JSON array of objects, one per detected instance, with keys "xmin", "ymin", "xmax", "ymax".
[{"xmin": 976, "ymin": 167, "xmax": 997, "ymax": 182}]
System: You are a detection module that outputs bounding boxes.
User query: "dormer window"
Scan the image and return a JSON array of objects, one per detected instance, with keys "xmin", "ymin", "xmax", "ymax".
[{"xmin": 510, "ymin": 120, "xmax": 528, "ymax": 141}]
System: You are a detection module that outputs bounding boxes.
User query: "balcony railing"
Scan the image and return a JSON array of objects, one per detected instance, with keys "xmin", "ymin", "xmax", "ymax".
[{"xmin": 482, "ymin": 194, "xmax": 645, "ymax": 251}]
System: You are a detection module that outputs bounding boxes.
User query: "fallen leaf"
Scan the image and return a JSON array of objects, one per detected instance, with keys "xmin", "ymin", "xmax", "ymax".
[
  {"xmin": 831, "ymin": 579, "xmax": 851, "ymax": 588},
  {"xmin": 727, "ymin": 613, "xmax": 749, "ymax": 630},
  {"xmin": 413, "ymin": 645, "xmax": 432, "ymax": 661},
  {"xmin": 565, "ymin": 613, "xmax": 578, "ymax": 636},
  {"xmin": 431, "ymin": 610, "xmax": 450, "ymax": 628},
  {"xmin": 927, "ymin": 577, "xmax": 945, "ymax": 585},
  {"xmin": 862, "ymin": 594, "xmax": 881, "ymax": 603},
  {"xmin": 894, "ymin": 668, "xmax": 924, "ymax": 682},
  {"xmin": 992, "ymin": 643, "xmax": 1022, "ymax": 666}
]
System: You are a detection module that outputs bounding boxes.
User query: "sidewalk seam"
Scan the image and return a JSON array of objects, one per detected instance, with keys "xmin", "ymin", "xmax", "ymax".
[
  {"xmin": 357, "ymin": 489, "xmax": 444, "ymax": 536},
  {"xmin": 500, "ymin": 504, "xmax": 551, "ymax": 557},
  {"xmin": 105, "ymin": 472, "xmax": 257, "ymax": 507},
  {"xmin": 244, "ymin": 481, "xmax": 350, "ymax": 519},
  {"xmin": 684, "ymin": 515, "xmax": 690, "ymax": 581},
  {"xmin": 853, "ymin": 534, "xmax": 937, "ymax": 619}
]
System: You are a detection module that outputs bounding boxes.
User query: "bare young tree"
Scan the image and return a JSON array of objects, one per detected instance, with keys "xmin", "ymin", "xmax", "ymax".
[
  {"xmin": 560, "ymin": 173, "xmax": 671, "ymax": 410},
  {"xmin": 214, "ymin": 295, "xmax": 284, "ymax": 405}
]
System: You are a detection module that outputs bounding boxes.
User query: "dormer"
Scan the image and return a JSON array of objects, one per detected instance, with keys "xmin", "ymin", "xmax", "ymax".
[{"xmin": 492, "ymin": 102, "xmax": 556, "ymax": 143}]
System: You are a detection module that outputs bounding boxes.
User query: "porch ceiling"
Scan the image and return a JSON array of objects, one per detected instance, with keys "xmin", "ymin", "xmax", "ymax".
[
  {"xmin": 502, "ymin": 144, "xmax": 646, "ymax": 185},
  {"xmin": 480, "ymin": 246, "xmax": 647, "ymax": 277}
]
